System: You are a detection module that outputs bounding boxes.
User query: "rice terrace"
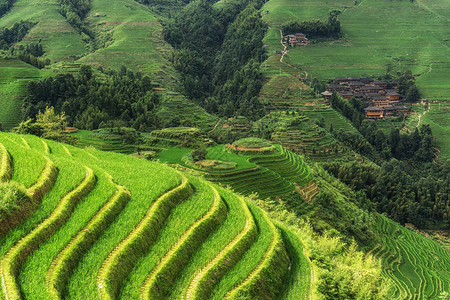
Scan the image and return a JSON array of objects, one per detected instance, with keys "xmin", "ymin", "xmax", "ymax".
[{"xmin": 0, "ymin": 0, "xmax": 449, "ymax": 298}]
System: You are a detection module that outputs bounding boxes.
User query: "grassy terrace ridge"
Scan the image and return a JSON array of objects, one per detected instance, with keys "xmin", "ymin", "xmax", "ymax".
[
  {"xmin": 0, "ymin": 0, "xmax": 86, "ymax": 62},
  {"xmin": 139, "ymin": 183, "xmax": 227, "ymax": 299},
  {"xmin": 0, "ymin": 132, "xmax": 317, "ymax": 299}
]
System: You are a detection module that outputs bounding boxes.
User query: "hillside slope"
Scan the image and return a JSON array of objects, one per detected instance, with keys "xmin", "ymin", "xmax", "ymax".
[
  {"xmin": 260, "ymin": 0, "xmax": 450, "ymax": 161},
  {"xmin": 0, "ymin": 132, "xmax": 309, "ymax": 299}
]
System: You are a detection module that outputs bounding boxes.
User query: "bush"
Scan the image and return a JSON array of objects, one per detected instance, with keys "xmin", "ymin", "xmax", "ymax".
[{"xmin": 0, "ymin": 182, "xmax": 28, "ymax": 219}]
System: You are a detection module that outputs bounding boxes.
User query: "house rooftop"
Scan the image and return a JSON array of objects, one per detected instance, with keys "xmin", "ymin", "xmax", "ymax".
[{"xmin": 364, "ymin": 106, "xmax": 384, "ymax": 111}]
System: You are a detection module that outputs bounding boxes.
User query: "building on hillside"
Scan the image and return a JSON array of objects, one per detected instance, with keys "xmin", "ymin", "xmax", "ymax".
[
  {"xmin": 364, "ymin": 105, "xmax": 410, "ymax": 119},
  {"xmin": 386, "ymin": 90, "xmax": 401, "ymax": 101},
  {"xmin": 321, "ymin": 91, "xmax": 333, "ymax": 101},
  {"xmin": 283, "ymin": 33, "xmax": 309, "ymax": 46},
  {"xmin": 364, "ymin": 106, "xmax": 384, "ymax": 119},
  {"xmin": 371, "ymin": 96, "xmax": 389, "ymax": 107},
  {"xmin": 327, "ymin": 84, "xmax": 349, "ymax": 92},
  {"xmin": 371, "ymin": 81, "xmax": 388, "ymax": 89},
  {"xmin": 338, "ymin": 91, "xmax": 354, "ymax": 100},
  {"xmin": 324, "ymin": 76, "xmax": 408, "ymax": 120},
  {"xmin": 335, "ymin": 77, "xmax": 349, "ymax": 85}
]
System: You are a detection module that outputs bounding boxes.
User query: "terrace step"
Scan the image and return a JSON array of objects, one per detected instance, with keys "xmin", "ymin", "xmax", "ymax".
[
  {"xmin": 0, "ymin": 166, "xmax": 95, "ymax": 299},
  {"xmin": 185, "ymin": 194, "xmax": 258, "ymax": 300},
  {"xmin": 97, "ymin": 175, "xmax": 193, "ymax": 299},
  {"xmin": 46, "ymin": 173, "xmax": 131, "ymax": 300},
  {"xmin": 140, "ymin": 184, "xmax": 227, "ymax": 299}
]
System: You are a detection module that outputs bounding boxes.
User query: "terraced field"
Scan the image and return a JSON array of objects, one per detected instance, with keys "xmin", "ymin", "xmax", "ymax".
[
  {"xmin": 367, "ymin": 215, "xmax": 450, "ymax": 299},
  {"xmin": 0, "ymin": 59, "xmax": 51, "ymax": 130},
  {"xmin": 260, "ymin": 0, "xmax": 450, "ymax": 162},
  {"xmin": 202, "ymin": 145, "xmax": 318, "ymax": 201},
  {"xmin": 0, "ymin": 132, "xmax": 312, "ymax": 299}
]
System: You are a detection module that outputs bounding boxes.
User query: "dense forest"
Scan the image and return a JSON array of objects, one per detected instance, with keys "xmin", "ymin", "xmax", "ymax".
[
  {"xmin": 22, "ymin": 65, "xmax": 160, "ymax": 131},
  {"xmin": 163, "ymin": 0, "xmax": 266, "ymax": 120},
  {"xmin": 281, "ymin": 10, "xmax": 342, "ymax": 38},
  {"xmin": 324, "ymin": 160, "xmax": 450, "ymax": 229},
  {"xmin": 0, "ymin": 0, "xmax": 13, "ymax": 18}
]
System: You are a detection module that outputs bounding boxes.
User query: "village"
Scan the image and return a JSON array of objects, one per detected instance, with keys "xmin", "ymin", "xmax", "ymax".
[{"xmin": 321, "ymin": 77, "xmax": 410, "ymax": 119}]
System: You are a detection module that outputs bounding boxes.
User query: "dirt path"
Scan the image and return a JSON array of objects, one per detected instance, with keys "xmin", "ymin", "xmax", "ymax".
[
  {"xmin": 279, "ymin": 29, "xmax": 288, "ymax": 62},
  {"xmin": 208, "ymin": 119, "xmax": 221, "ymax": 133}
]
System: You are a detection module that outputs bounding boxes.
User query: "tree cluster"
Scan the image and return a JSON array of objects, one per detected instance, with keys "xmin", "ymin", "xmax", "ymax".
[
  {"xmin": 163, "ymin": 0, "xmax": 266, "ymax": 120},
  {"xmin": 0, "ymin": 22, "xmax": 50, "ymax": 68},
  {"xmin": 397, "ymin": 71, "xmax": 420, "ymax": 102},
  {"xmin": 15, "ymin": 106, "xmax": 77, "ymax": 144},
  {"xmin": 22, "ymin": 65, "xmax": 160, "ymax": 131},
  {"xmin": 0, "ymin": 21, "xmax": 35, "ymax": 49},
  {"xmin": 0, "ymin": 0, "xmax": 13, "ymax": 18},
  {"xmin": 282, "ymin": 10, "xmax": 342, "ymax": 39},
  {"xmin": 58, "ymin": 0, "xmax": 93, "ymax": 41},
  {"xmin": 324, "ymin": 160, "xmax": 450, "ymax": 229}
]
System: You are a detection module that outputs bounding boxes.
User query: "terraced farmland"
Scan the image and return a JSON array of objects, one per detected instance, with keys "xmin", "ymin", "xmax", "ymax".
[
  {"xmin": 0, "ymin": 132, "xmax": 312, "ymax": 299},
  {"xmin": 201, "ymin": 144, "xmax": 318, "ymax": 201},
  {"xmin": 0, "ymin": 59, "xmax": 51, "ymax": 130},
  {"xmin": 367, "ymin": 215, "xmax": 450, "ymax": 299}
]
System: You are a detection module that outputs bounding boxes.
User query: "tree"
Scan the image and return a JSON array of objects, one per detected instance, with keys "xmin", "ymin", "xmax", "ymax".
[
  {"xmin": 406, "ymin": 85, "xmax": 420, "ymax": 102},
  {"xmin": 15, "ymin": 106, "xmax": 77, "ymax": 144}
]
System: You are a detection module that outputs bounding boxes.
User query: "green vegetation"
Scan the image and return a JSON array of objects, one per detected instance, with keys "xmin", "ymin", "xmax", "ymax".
[
  {"xmin": 0, "ymin": 182, "xmax": 28, "ymax": 219},
  {"xmin": 0, "ymin": 132, "xmax": 316, "ymax": 299},
  {"xmin": 368, "ymin": 215, "xmax": 450, "ymax": 298},
  {"xmin": 281, "ymin": 10, "xmax": 342, "ymax": 38},
  {"xmin": 22, "ymin": 66, "xmax": 160, "ymax": 131}
]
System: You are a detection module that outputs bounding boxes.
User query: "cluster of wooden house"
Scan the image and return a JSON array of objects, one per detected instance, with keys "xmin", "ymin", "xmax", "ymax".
[
  {"xmin": 282, "ymin": 33, "xmax": 310, "ymax": 46},
  {"xmin": 321, "ymin": 77, "xmax": 410, "ymax": 119}
]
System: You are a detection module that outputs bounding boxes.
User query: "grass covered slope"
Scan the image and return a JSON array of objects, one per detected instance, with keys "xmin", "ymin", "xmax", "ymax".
[
  {"xmin": 158, "ymin": 142, "xmax": 317, "ymax": 201},
  {"xmin": 0, "ymin": 0, "xmax": 86, "ymax": 61},
  {"xmin": 260, "ymin": 0, "xmax": 450, "ymax": 161},
  {"xmin": 0, "ymin": 132, "xmax": 307, "ymax": 299},
  {"xmin": 367, "ymin": 215, "xmax": 450, "ymax": 299},
  {"xmin": 0, "ymin": 59, "xmax": 51, "ymax": 130},
  {"xmin": 78, "ymin": 0, "xmax": 177, "ymax": 86}
]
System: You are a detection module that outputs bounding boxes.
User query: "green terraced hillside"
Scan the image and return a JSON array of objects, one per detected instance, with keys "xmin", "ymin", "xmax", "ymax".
[
  {"xmin": 0, "ymin": 132, "xmax": 311, "ymax": 299},
  {"xmin": 367, "ymin": 215, "xmax": 450, "ymax": 299},
  {"xmin": 158, "ymin": 142, "xmax": 319, "ymax": 202},
  {"xmin": 0, "ymin": 59, "xmax": 51, "ymax": 130},
  {"xmin": 260, "ymin": 0, "xmax": 450, "ymax": 161}
]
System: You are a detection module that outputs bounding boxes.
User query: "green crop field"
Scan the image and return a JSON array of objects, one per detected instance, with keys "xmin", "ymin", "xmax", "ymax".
[
  {"xmin": 78, "ymin": 0, "xmax": 177, "ymax": 85},
  {"xmin": 0, "ymin": 0, "xmax": 86, "ymax": 61},
  {"xmin": 158, "ymin": 142, "xmax": 318, "ymax": 201},
  {"xmin": 0, "ymin": 59, "xmax": 51, "ymax": 130},
  {"xmin": 0, "ymin": 132, "xmax": 313, "ymax": 299},
  {"xmin": 367, "ymin": 215, "xmax": 450, "ymax": 299}
]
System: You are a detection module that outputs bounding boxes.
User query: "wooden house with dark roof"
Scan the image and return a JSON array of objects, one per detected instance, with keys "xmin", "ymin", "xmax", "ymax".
[
  {"xmin": 284, "ymin": 33, "xmax": 309, "ymax": 46},
  {"xmin": 335, "ymin": 77, "xmax": 349, "ymax": 85},
  {"xmin": 338, "ymin": 91, "xmax": 354, "ymax": 100},
  {"xmin": 386, "ymin": 90, "xmax": 401, "ymax": 101},
  {"xmin": 364, "ymin": 106, "xmax": 384, "ymax": 119},
  {"xmin": 357, "ymin": 85, "xmax": 383, "ymax": 93},
  {"xmin": 371, "ymin": 81, "xmax": 388, "ymax": 89},
  {"xmin": 321, "ymin": 91, "xmax": 333, "ymax": 101},
  {"xmin": 327, "ymin": 84, "xmax": 349, "ymax": 92},
  {"xmin": 372, "ymin": 96, "xmax": 389, "ymax": 107}
]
